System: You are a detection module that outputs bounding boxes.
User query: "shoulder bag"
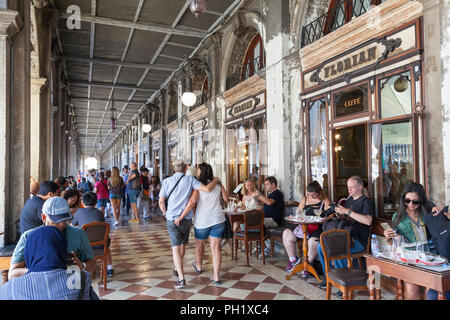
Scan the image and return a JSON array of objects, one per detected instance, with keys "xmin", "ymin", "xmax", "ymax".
[{"xmin": 164, "ymin": 174, "xmax": 185, "ymax": 209}]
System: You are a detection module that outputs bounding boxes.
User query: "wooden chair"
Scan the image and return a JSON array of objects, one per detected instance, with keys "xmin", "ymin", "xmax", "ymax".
[
  {"xmin": 82, "ymin": 221, "xmax": 110, "ymax": 290},
  {"xmin": 320, "ymin": 229, "xmax": 369, "ymax": 300},
  {"xmin": 233, "ymin": 209, "xmax": 266, "ymax": 266},
  {"xmin": 266, "ymin": 201, "xmax": 302, "ymax": 256}
]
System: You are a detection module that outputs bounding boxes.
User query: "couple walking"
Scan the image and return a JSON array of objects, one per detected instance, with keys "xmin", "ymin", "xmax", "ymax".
[{"xmin": 159, "ymin": 160, "xmax": 228, "ymax": 289}]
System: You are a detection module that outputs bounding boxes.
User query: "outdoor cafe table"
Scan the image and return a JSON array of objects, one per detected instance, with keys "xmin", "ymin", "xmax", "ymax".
[
  {"xmin": 223, "ymin": 209, "xmax": 251, "ymax": 261},
  {"xmin": 284, "ymin": 216, "xmax": 323, "ymax": 282},
  {"xmin": 365, "ymin": 254, "xmax": 450, "ymax": 300}
]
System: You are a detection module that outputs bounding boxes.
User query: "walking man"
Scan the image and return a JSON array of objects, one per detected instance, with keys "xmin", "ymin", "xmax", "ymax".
[{"xmin": 159, "ymin": 160, "xmax": 218, "ymax": 289}]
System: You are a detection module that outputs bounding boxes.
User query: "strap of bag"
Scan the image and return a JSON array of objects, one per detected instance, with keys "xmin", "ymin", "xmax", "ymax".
[
  {"xmin": 166, "ymin": 174, "xmax": 185, "ymax": 203},
  {"xmin": 78, "ymin": 270, "xmax": 87, "ymax": 300}
]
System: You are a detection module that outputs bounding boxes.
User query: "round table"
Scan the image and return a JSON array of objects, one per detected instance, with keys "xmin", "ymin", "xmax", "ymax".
[{"xmin": 284, "ymin": 216, "xmax": 324, "ymax": 282}]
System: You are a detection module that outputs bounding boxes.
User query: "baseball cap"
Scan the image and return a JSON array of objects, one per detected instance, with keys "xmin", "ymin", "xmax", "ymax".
[{"xmin": 42, "ymin": 197, "xmax": 73, "ymax": 223}]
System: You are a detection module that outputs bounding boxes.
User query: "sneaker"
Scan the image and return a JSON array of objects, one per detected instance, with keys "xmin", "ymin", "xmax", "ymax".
[
  {"xmin": 319, "ymin": 278, "xmax": 327, "ymax": 289},
  {"xmin": 107, "ymin": 269, "xmax": 114, "ymax": 278},
  {"xmin": 114, "ymin": 221, "xmax": 119, "ymax": 226},
  {"xmin": 174, "ymin": 279, "xmax": 186, "ymax": 289},
  {"xmin": 285, "ymin": 256, "xmax": 301, "ymax": 273}
]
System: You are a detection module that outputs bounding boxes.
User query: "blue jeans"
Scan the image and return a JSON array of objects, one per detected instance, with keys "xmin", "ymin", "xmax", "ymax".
[
  {"xmin": 427, "ymin": 289, "xmax": 450, "ymax": 300},
  {"xmin": 317, "ymin": 239, "xmax": 365, "ymax": 276}
]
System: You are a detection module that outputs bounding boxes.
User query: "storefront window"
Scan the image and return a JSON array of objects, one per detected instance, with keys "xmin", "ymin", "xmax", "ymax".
[
  {"xmin": 309, "ymin": 99, "xmax": 328, "ymax": 192},
  {"xmin": 334, "ymin": 85, "xmax": 369, "ymax": 118},
  {"xmin": 371, "ymin": 121, "xmax": 413, "ymax": 219},
  {"xmin": 226, "ymin": 116, "xmax": 267, "ymax": 192},
  {"xmin": 380, "ymin": 71, "xmax": 412, "ymax": 119}
]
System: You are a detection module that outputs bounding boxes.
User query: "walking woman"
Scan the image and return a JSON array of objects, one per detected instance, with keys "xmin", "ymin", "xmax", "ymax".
[
  {"xmin": 192, "ymin": 163, "xmax": 229, "ymax": 284},
  {"xmin": 94, "ymin": 172, "xmax": 109, "ymax": 218},
  {"xmin": 108, "ymin": 167, "xmax": 124, "ymax": 226}
]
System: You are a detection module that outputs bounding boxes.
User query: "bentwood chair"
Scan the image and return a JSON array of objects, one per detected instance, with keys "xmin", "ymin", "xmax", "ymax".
[
  {"xmin": 266, "ymin": 201, "xmax": 302, "ymax": 256},
  {"xmin": 82, "ymin": 222, "xmax": 110, "ymax": 290},
  {"xmin": 234, "ymin": 209, "xmax": 266, "ymax": 266},
  {"xmin": 320, "ymin": 229, "xmax": 369, "ymax": 300}
]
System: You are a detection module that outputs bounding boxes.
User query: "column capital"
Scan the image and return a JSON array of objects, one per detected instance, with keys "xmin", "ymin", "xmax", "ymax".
[
  {"xmin": 31, "ymin": 77, "xmax": 48, "ymax": 94},
  {"xmin": 0, "ymin": 9, "xmax": 23, "ymax": 39}
]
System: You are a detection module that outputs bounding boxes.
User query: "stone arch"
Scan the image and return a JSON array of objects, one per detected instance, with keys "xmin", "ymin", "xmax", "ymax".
[{"xmin": 219, "ymin": 9, "xmax": 265, "ymax": 93}]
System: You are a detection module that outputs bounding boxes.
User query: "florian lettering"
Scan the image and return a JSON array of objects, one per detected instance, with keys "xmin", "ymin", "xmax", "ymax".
[
  {"xmin": 232, "ymin": 99, "xmax": 254, "ymax": 116},
  {"xmin": 320, "ymin": 46, "xmax": 378, "ymax": 80}
]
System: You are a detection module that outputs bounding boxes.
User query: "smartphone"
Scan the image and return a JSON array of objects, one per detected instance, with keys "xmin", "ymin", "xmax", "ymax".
[{"xmin": 381, "ymin": 222, "xmax": 393, "ymax": 231}]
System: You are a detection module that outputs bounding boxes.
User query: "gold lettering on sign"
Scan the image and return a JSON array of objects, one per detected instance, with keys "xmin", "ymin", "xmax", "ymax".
[
  {"xmin": 344, "ymin": 97, "xmax": 361, "ymax": 107},
  {"xmin": 323, "ymin": 46, "xmax": 377, "ymax": 79},
  {"xmin": 232, "ymin": 98, "xmax": 255, "ymax": 116}
]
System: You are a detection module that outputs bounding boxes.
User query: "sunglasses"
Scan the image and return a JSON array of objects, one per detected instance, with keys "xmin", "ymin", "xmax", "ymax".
[{"xmin": 404, "ymin": 199, "xmax": 421, "ymax": 205}]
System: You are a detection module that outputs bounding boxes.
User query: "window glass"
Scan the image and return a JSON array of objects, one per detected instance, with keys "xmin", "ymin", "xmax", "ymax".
[
  {"xmin": 309, "ymin": 99, "xmax": 328, "ymax": 192},
  {"xmin": 380, "ymin": 72, "xmax": 412, "ymax": 119},
  {"xmin": 371, "ymin": 121, "xmax": 413, "ymax": 219},
  {"xmin": 334, "ymin": 85, "xmax": 369, "ymax": 118}
]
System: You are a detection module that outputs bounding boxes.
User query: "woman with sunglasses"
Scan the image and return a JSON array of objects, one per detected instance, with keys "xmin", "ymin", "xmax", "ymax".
[{"xmin": 383, "ymin": 181, "xmax": 437, "ymax": 300}]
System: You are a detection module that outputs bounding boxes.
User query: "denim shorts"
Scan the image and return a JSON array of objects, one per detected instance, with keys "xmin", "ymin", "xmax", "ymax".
[
  {"xmin": 127, "ymin": 189, "xmax": 140, "ymax": 203},
  {"xmin": 167, "ymin": 219, "xmax": 192, "ymax": 247},
  {"xmin": 97, "ymin": 198, "xmax": 108, "ymax": 208},
  {"xmin": 110, "ymin": 193, "xmax": 121, "ymax": 200},
  {"xmin": 194, "ymin": 222, "xmax": 225, "ymax": 240}
]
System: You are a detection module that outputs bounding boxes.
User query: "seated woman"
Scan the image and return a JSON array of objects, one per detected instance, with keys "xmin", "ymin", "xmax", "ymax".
[
  {"xmin": 0, "ymin": 226, "xmax": 91, "ymax": 300},
  {"xmin": 383, "ymin": 181, "xmax": 438, "ymax": 300},
  {"xmin": 282, "ymin": 181, "xmax": 330, "ymax": 275},
  {"xmin": 232, "ymin": 178, "xmax": 263, "ymax": 233}
]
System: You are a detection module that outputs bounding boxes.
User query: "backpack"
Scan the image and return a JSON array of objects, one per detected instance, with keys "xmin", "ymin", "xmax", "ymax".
[
  {"xmin": 424, "ymin": 207, "xmax": 450, "ymax": 259},
  {"xmin": 131, "ymin": 172, "xmax": 141, "ymax": 190}
]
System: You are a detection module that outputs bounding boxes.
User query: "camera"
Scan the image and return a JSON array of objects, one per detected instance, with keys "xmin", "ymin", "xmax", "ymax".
[{"xmin": 320, "ymin": 203, "xmax": 337, "ymax": 218}]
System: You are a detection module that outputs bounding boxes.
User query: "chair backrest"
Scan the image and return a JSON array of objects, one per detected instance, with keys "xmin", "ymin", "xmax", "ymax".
[
  {"xmin": 320, "ymin": 229, "xmax": 352, "ymax": 273},
  {"xmin": 82, "ymin": 222, "xmax": 110, "ymax": 255},
  {"xmin": 244, "ymin": 209, "xmax": 264, "ymax": 231},
  {"xmin": 284, "ymin": 201, "xmax": 299, "ymax": 217}
]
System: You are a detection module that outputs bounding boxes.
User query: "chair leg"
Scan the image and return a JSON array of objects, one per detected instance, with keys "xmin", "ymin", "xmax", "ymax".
[
  {"xmin": 343, "ymin": 287, "xmax": 348, "ymax": 300},
  {"xmin": 326, "ymin": 282, "xmax": 332, "ymax": 300},
  {"xmin": 271, "ymin": 237, "xmax": 275, "ymax": 256},
  {"xmin": 103, "ymin": 258, "xmax": 107, "ymax": 290},
  {"xmin": 245, "ymin": 240, "xmax": 249, "ymax": 266},
  {"xmin": 349, "ymin": 290, "xmax": 354, "ymax": 300},
  {"xmin": 234, "ymin": 239, "xmax": 238, "ymax": 262},
  {"xmin": 262, "ymin": 238, "xmax": 265, "ymax": 265}
]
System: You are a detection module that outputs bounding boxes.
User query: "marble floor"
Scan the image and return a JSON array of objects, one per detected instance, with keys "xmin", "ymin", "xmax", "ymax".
[{"xmin": 90, "ymin": 206, "xmax": 394, "ymax": 301}]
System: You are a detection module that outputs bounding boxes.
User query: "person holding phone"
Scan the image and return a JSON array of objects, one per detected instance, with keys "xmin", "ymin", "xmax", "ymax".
[{"xmin": 382, "ymin": 181, "xmax": 436, "ymax": 300}]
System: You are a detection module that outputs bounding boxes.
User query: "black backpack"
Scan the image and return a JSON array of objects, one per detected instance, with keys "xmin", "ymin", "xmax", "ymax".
[{"xmin": 424, "ymin": 207, "xmax": 450, "ymax": 260}]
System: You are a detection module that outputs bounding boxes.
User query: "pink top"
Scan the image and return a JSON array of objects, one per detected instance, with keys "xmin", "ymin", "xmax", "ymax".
[{"xmin": 95, "ymin": 179, "xmax": 109, "ymax": 199}]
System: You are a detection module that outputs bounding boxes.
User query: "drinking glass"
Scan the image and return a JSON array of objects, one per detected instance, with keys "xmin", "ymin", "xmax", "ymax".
[
  {"xmin": 392, "ymin": 235, "xmax": 403, "ymax": 259},
  {"xmin": 416, "ymin": 242, "xmax": 426, "ymax": 260},
  {"xmin": 313, "ymin": 209, "xmax": 322, "ymax": 216}
]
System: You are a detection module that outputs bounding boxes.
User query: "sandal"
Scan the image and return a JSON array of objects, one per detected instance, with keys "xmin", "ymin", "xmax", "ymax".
[
  {"xmin": 193, "ymin": 261, "xmax": 203, "ymax": 274},
  {"xmin": 210, "ymin": 279, "xmax": 222, "ymax": 285}
]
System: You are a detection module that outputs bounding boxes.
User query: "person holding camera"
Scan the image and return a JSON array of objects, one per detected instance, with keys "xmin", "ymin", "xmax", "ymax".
[{"xmin": 317, "ymin": 176, "xmax": 374, "ymax": 295}]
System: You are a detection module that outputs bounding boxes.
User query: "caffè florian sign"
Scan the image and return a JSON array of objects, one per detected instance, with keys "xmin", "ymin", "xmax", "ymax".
[{"xmin": 302, "ymin": 24, "xmax": 418, "ymax": 92}]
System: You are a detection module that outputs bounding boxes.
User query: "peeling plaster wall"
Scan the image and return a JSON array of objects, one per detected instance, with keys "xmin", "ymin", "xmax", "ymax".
[{"xmin": 440, "ymin": 0, "xmax": 450, "ymax": 203}]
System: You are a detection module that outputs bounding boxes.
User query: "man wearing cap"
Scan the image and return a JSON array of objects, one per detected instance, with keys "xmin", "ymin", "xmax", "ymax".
[
  {"xmin": 9, "ymin": 197, "xmax": 95, "ymax": 280},
  {"xmin": 159, "ymin": 160, "xmax": 219, "ymax": 289},
  {"xmin": 20, "ymin": 181, "xmax": 59, "ymax": 234}
]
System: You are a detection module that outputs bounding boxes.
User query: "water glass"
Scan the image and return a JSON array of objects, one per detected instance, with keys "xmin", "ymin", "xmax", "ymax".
[
  {"xmin": 392, "ymin": 235, "xmax": 403, "ymax": 259},
  {"xmin": 416, "ymin": 242, "xmax": 426, "ymax": 260}
]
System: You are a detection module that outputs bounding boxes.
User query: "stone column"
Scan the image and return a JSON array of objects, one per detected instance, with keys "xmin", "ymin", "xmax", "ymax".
[
  {"xmin": 0, "ymin": 8, "xmax": 22, "ymax": 246},
  {"xmin": 438, "ymin": 0, "xmax": 450, "ymax": 203},
  {"xmin": 8, "ymin": 1, "xmax": 31, "ymax": 244},
  {"xmin": 30, "ymin": 77, "xmax": 48, "ymax": 182},
  {"xmin": 159, "ymin": 90, "xmax": 168, "ymax": 178},
  {"xmin": 264, "ymin": 0, "xmax": 293, "ymax": 197},
  {"xmin": 176, "ymin": 80, "xmax": 189, "ymax": 162}
]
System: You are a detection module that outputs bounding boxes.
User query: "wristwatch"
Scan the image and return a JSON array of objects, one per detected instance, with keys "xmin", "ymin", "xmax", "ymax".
[{"xmin": 347, "ymin": 209, "xmax": 352, "ymax": 216}]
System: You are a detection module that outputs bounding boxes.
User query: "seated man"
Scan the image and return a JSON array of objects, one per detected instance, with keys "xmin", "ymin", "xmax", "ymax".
[
  {"xmin": 0, "ymin": 226, "xmax": 91, "ymax": 300},
  {"xmin": 9, "ymin": 197, "xmax": 96, "ymax": 281},
  {"xmin": 20, "ymin": 181, "xmax": 59, "ymax": 234},
  {"xmin": 71, "ymin": 191, "xmax": 114, "ymax": 277},
  {"xmin": 255, "ymin": 176, "xmax": 285, "ymax": 256},
  {"xmin": 317, "ymin": 176, "xmax": 374, "ymax": 298}
]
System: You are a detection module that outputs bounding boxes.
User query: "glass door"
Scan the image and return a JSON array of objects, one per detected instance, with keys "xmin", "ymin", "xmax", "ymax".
[{"xmin": 333, "ymin": 123, "xmax": 368, "ymax": 202}]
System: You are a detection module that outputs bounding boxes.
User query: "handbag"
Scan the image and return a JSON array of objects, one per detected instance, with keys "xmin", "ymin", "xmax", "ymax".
[
  {"xmin": 222, "ymin": 214, "xmax": 233, "ymax": 239},
  {"xmin": 424, "ymin": 206, "xmax": 450, "ymax": 259}
]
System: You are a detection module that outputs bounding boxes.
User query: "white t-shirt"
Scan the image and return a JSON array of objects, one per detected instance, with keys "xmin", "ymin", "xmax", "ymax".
[{"xmin": 194, "ymin": 184, "xmax": 225, "ymax": 229}]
